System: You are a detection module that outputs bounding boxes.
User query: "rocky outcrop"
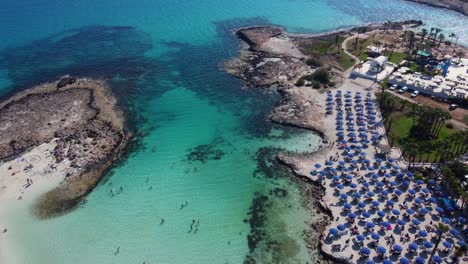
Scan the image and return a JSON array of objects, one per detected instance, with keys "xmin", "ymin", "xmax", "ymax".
[
  {"xmin": 0, "ymin": 77, "xmax": 130, "ymax": 218},
  {"xmin": 406, "ymin": 0, "xmax": 468, "ymax": 16}
]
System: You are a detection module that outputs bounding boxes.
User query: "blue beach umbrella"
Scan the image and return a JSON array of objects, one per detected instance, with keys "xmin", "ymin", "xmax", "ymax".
[
  {"xmin": 420, "ymin": 208, "xmax": 429, "ymax": 214},
  {"xmin": 397, "ymin": 219, "xmax": 406, "ymax": 226},
  {"xmin": 428, "ymin": 179, "xmax": 435, "ymax": 184},
  {"xmin": 367, "ymin": 191, "xmax": 375, "ymax": 197},
  {"xmin": 386, "ymin": 200, "xmax": 394, "ymax": 206},
  {"xmin": 325, "ymin": 160, "xmax": 334, "ymax": 166},
  {"xmin": 348, "ymin": 212, "xmax": 356, "ymax": 219},
  {"xmin": 336, "ymin": 184, "xmax": 344, "ymax": 190},
  {"xmin": 340, "ymin": 193, "xmax": 348, "ymax": 200},
  {"xmin": 393, "ymin": 244, "xmax": 403, "ymax": 252},
  {"xmin": 361, "ymin": 247, "xmax": 371, "ymax": 255},
  {"xmin": 345, "ymin": 175, "xmax": 353, "ymax": 180},
  {"xmin": 344, "ymin": 203, "xmax": 352, "ymax": 210},
  {"xmin": 333, "ymin": 175, "xmax": 340, "ymax": 181},
  {"xmin": 381, "ymin": 190, "xmax": 389, "ymax": 196},
  {"xmin": 339, "ymin": 161, "xmax": 346, "ymax": 166},
  {"xmin": 399, "ymin": 258, "xmax": 409, "ymax": 264},
  {"xmin": 371, "ymin": 233, "xmax": 380, "ymax": 240},
  {"xmin": 366, "ymin": 222, "xmax": 375, "ymax": 229},
  {"xmin": 408, "ymin": 243, "xmax": 418, "ymax": 251},
  {"xmin": 350, "ymin": 183, "xmax": 357, "ymax": 189},
  {"xmin": 432, "ymin": 256, "xmax": 442, "ymax": 263},
  {"xmin": 384, "ymin": 173, "xmax": 392, "ymax": 178},
  {"xmin": 416, "ymin": 180, "xmax": 424, "ymax": 185},
  {"xmin": 366, "ymin": 261, "xmax": 375, "ymax": 264},
  {"xmin": 390, "ymin": 181, "xmax": 398, "ymax": 186},
  {"xmin": 443, "ymin": 241, "xmax": 452, "ymax": 248},
  {"xmin": 376, "ymin": 182, "xmax": 384, "ymax": 188},
  {"xmin": 436, "ymin": 207, "xmax": 444, "ymax": 213},
  {"xmin": 408, "ymin": 189, "xmax": 416, "ymax": 195},
  {"xmin": 362, "ymin": 211, "xmax": 371, "ymax": 218},
  {"xmin": 358, "ymin": 202, "xmax": 366, "ymax": 208},
  {"xmin": 394, "ymin": 189, "xmax": 402, "ymax": 196},
  {"xmin": 371, "ymin": 201, "xmax": 380, "ymax": 207},
  {"xmin": 363, "ymin": 182, "xmax": 370, "ymax": 188},
  {"xmin": 383, "ymin": 260, "xmax": 392, "ymax": 264},
  {"xmin": 424, "ymin": 241, "xmax": 433, "ymax": 248},
  {"xmin": 414, "ymin": 198, "xmax": 423, "ymax": 204},
  {"xmin": 354, "ymin": 193, "xmax": 362, "ymax": 199},
  {"xmin": 421, "ymin": 188, "xmax": 429, "ymax": 193},
  {"xmin": 412, "ymin": 219, "xmax": 420, "ymax": 225},
  {"xmin": 357, "ymin": 234, "xmax": 365, "ymax": 241},
  {"xmin": 418, "ymin": 230, "xmax": 428, "ymax": 237},
  {"xmin": 450, "ymin": 229, "xmax": 459, "ymax": 236},
  {"xmin": 392, "ymin": 209, "xmax": 400, "ymax": 215},
  {"xmin": 415, "ymin": 257, "xmax": 425, "ymax": 264},
  {"xmin": 329, "ymin": 228, "xmax": 338, "ymax": 235},
  {"xmin": 337, "ymin": 224, "xmax": 346, "ymax": 231},
  {"xmin": 377, "ymin": 211, "xmax": 385, "ymax": 217},
  {"xmin": 376, "ymin": 246, "xmax": 386, "ymax": 254},
  {"xmin": 380, "ymin": 221, "xmax": 389, "ymax": 227},
  {"xmin": 314, "ymin": 163, "xmax": 322, "ymax": 169}
]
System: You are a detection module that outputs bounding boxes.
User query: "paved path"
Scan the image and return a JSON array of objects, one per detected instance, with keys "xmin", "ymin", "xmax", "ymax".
[{"xmin": 342, "ymin": 35, "xmax": 361, "ymax": 65}]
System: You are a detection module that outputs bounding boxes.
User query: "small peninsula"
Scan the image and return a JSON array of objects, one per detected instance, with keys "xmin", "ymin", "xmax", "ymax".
[{"xmin": 0, "ymin": 77, "xmax": 130, "ymax": 219}]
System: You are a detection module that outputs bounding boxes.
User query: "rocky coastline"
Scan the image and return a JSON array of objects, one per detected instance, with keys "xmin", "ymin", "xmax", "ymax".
[
  {"xmin": 406, "ymin": 0, "xmax": 468, "ymax": 16},
  {"xmin": 0, "ymin": 77, "xmax": 130, "ymax": 218},
  {"xmin": 223, "ymin": 21, "xmax": 419, "ymax": 263}
]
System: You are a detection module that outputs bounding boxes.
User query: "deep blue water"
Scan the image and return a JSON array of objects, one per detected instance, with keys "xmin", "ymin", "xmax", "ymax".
[{"xmin": 0, "ymin": 1, "xmax": 466, "ymax": 263}]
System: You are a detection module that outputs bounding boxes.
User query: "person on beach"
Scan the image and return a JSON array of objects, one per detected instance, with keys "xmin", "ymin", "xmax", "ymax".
[
  {"xmin": 114, "ymin": 247, "xmax": 120, "ymax": 255},
  {"xmin": 160, "ymin": 218, "xmax": 165, "ymax": 225}
]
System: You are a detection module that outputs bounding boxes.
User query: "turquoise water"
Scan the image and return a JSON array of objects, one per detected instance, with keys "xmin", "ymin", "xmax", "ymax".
[{"xmin": 0, "ymin": 1, "xmax": 467, "ymax": 263}]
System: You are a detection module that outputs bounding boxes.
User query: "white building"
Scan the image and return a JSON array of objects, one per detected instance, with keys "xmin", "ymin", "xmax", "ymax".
[
  {"xmin": 369, "ymin": 56, "xmax": 388, "ymax": 73},
  {"xmin": 351, "ymin": 56, "xmax": 394, "ymax": 82}
]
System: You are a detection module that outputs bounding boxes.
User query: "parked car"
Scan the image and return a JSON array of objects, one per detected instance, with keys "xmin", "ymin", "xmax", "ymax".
[
  {"xmin": 410, "ymin": 91, "xmax": 420, "ymax": 97},
  {"xmin": 389, "ymin": 84, "xmax": 398, "ymax": 90},
  {"xmin": 398, "ymin": 86, "xmax": 408, "ymax": 93},
  {"xmin": 449, "ymin": 104, "xmax": 458, "ymax": 110}
]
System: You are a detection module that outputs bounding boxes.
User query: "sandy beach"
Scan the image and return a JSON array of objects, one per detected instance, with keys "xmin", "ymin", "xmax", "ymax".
[{"xmin": 0, "ymin": 142, "xmax": 71, "ymax": 264}]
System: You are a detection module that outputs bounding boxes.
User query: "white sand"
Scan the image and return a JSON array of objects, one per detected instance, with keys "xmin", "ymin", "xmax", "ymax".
[{"xmin": 0, "ymin": 142, "xmax": 72, "ymax": 264}]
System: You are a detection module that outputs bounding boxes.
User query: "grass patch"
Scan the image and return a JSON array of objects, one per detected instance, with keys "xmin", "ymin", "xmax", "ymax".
[
  {"xmin": 385, "ymin": 52, "xmax": 407, "ymax": 64},
  {"xmin": 338, "ymin": 52, "xmax": 355, "ymax": 70}
]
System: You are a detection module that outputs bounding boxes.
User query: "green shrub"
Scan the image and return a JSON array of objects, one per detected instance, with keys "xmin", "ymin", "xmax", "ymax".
[
  {"xmin": 295, "ymin": 78, "xmax": 305, "ymax": 86},
  {"xmin": 311, "ymin": 69, "xmax": 330, "ymax": 84},
  {"xmin": 312, "ymin": 81, "xmax": 321, "ymax": 89},
  {"xmin": 305, "ymin": 57, "xmax": 322, "ymax": 67},
  {"xmin": 446, "ymin": 123, "xmax": 454, "ymax": 129}
]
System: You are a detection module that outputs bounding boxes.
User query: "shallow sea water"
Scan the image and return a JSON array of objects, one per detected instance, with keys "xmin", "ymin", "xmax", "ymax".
[{"xmin": 0, "ymin": 0, "xmax": 467, "ymax": 263}]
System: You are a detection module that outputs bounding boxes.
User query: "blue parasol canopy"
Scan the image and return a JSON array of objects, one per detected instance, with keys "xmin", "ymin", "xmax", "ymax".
[
  {"xmin": 361, "ymin": 247, "xmax": 371, "ymax": 255},
  {"xmin": 397, "ymin": 219, "xmax": 406, "ymax": 225},
  {"xmin": 366, "ymin": 222, "xmax": 375, "ymax": 228},
  {"xmin": 377, "ymin": 211, "xmax": 385, "ymax": 217},
  {"xmin": 362, "ymin": 211, "xmax": 371, "ymax": 218},
  {"xmin": 337, "ymin": 224, "xmax": 346, "ymax": 231},
  {"xmin": 340, "ymin": 193, "xmax": 348, "ymax": 199},
  {"xmin": 357, "ymin": 234, "xmax": 365, "ymax": 241},
  {"xmin": 408, "ymin": 243, "xmax": 418, "ymax": 250},
  {"xmin": 424, "ymin": 241, "xmax": 433, "ymax": 248},
  {"xmin": 418, "ymin": 230, "xmax": 428, "ymax": 237},
  {"xmin": 393, "ymin": 245, "xmax": 403, "ymax": 252},
  {"xmin": 412, "ymin": 219, "xmax": 420, "ymax": 225},
  {"xmin": 376, "ymin": 246, "xmax": 386, "ymax": 254},
  {"xmin": 367, "ymin": 191, "xmax": 375, "ymax": 197},
  {"xmin": 399, "ymin": 258, "xmax": 409, "ymax": 264},
  {"xmin": 350, "ymin": 183, "xmax": 357, "ymax": 189},
  {"xmin": 371, "ymin": 201, "xmax": 380, "ymax": 207},
  {"xmin": 432, "ymin": 256, "xmax": 442, "ymax": 263},
  {"xmin": 336, "ymin": 184, "xmax": 344, "ymax": 189},
  {"xmin": 371, "ymin": 233, "xmax": 380, "ymax": 240},
  {"xmin": 442, "ymin": 241, "xmax": 452, "ymax": 248},
  {"xmin": 329, "ymin": 228, "xmax": 338, "ymax": 235},
  {"xmin": 392, "ymin": 209, "xmax": 400, "ymax": 215},
  {"xmin": 358, "ymin": 201, "xmax": 366, "ymax": 208},
  {"xmin": 344, "ymin": 203, "xmax": 352, "ymax": 210},
  {"xmin": 415, "ymin": 257, "xmax": 425, "ymax": 264},
  {"xmin": 348, "ymin": 212, "xmax": 356, "ymax": 219}
]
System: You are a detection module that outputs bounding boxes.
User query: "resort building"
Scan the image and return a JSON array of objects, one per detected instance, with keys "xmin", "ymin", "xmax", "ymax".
[
  {"xmin": 388, "ymin": 58, "xmax": 468, "ymax": 99},
  {"xmin": 351, "ymin": 56, "xmax": 395, "ymax": 82}
]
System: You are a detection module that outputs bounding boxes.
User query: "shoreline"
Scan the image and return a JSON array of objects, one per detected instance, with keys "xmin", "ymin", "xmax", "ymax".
[
  {"xmin": 222, "ymin": 20, "xmax": 466, "ymax": 263},
  {"xmin": 405, "ymin": 0, "xmax": 468, "ymax": 17},
  {"xmin": 0, "ymin": 77, "xmax": 130, "ymax": 263}
]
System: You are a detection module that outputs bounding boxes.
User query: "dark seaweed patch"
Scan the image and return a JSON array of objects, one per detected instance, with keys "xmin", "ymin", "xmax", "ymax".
[{"xmin": 186, "ymin": 138, "xmax": 225, "ymax": 163}]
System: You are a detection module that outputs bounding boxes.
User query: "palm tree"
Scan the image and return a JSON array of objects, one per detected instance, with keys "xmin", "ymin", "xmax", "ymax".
[
  {"xmin": 434, "ymin": 28, "xmax": 443, "ymax": 40},
  {"xmin": 448, "ymin": 33, "xmax": 456, "ymax": 45},
  {"xmin": 430, "ymin": 27, "xmax": 435, "ymax": 39},
  {"xmin": 429, "ymin": 223, "xmax": 450, "ymax": 261},
  {"xmin": 456, "ymin": 50, "xmax": 464, "ymax": 63},
  {"xmin": 438, "ymin": 33, "xmax": 445, "ymax": 48}
]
